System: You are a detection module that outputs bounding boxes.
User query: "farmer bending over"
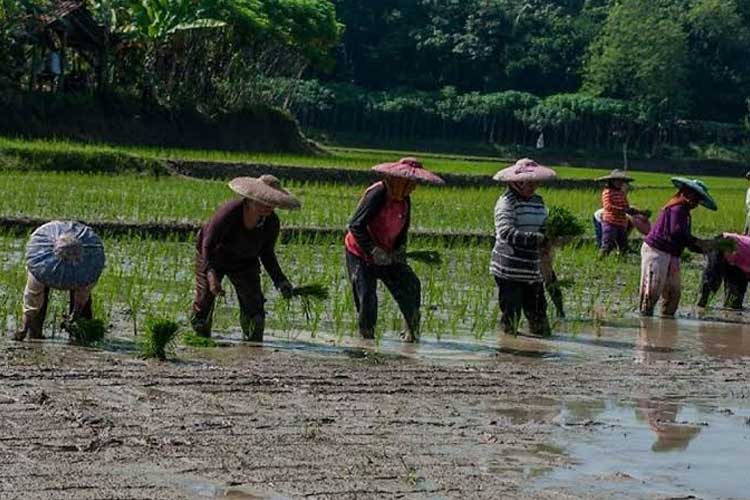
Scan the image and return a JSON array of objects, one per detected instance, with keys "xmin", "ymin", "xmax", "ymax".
[
  {"xmin": 344, "ymin": 157, "xmax": 444, "ymax": 342},
  {"xmin": 13, "ymin": 221, "xmax": 105, "ymax": 341},
  {"xmin": 698, "ymin": 233, "xmax": 750, "ymax": 309},
  {"xmin": 491, "ymin": 159, "xmax": 556, "ymax": 336},
  {"xmin": 639, "ymin": 178, "xmax": 718, "ymax": 317},
  {"xmin": 191, "ymin": 175, "xmax": 299, "ymax": 341}
]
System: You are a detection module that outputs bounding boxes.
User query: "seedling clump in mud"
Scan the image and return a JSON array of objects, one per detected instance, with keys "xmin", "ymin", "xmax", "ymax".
[
  {"xmin": 141, "ymin": 318, "xmax": 180, "ymax": 360},
  {"xmin": 67, "ymin": 318, "xmax": 106, "ymax": 346}
]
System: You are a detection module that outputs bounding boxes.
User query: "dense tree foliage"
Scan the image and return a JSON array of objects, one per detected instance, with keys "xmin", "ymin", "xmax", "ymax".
[
  {"xmin": 324, "ymin": 0, "xmax": 750, "ymax": 125},
  {"xmin": 2, "ymin": 0, "xmax": 750, "ymax": 151}
]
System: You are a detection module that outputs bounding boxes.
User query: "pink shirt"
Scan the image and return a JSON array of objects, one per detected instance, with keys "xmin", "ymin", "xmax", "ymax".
[
  {"xmin": 345, "ymin": 186, "xmax": 408, "ymax": 262},
  {"xmin": 723, "ymin": 233, "xmax": 750, "ymax": 274}
]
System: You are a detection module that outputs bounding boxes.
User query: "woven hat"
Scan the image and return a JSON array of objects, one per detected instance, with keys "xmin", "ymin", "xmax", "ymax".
[
  {"xmin": 671, "ymin": 177, "xmax": 717, "ymax": 211},
  {"xmin": 492, "ymin": 158, "xmax": 556, "ymax": 183},
  {"xmin": 372, "ymin": 157, "xmax": 445, "ymax": 185},
  {"xmin": 229, "ymin": 175, "xmax": 301, "ymax": 210},
  {"xmin": 597, "ymin": 169, "xmax": 634, "ymax": 183},
  {"xmin": 26, "ymin": 221, "xmax": 105, "ymax": 289}
]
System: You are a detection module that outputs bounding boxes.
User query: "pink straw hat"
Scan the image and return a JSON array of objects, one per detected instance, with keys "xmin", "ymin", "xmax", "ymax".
[
  {"xmin": 492, "ymin": 158, "xmax": 557, "ymax": 183},
  {"xmin": 372, "ymin": 157, "xmax": 445, "ymax": 185}
]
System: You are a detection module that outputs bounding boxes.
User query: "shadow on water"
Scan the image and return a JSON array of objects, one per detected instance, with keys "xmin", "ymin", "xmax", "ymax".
[{"xmin": 535, "ymin": 397, "xmax": 750, "ymax": 499}]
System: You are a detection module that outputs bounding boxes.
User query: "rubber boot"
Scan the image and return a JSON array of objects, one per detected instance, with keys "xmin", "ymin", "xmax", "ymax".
[
  {"xmin": 190, "ymin": 314, "xmax": 213, "ymax": 338},
  {"xmin": 359, "ymin": 326, "xmax": 375, "ymax": 340},
  {"xmin": 401, "ymin": 311, "xmax": 421, "ymax": 343},
  {"xmin": 14, "ymin": 313, "xmax": 44, "ymax": 341},
  {"xmin": 241, "ymin": 313, "xmax": 265, "ymax": 342}
]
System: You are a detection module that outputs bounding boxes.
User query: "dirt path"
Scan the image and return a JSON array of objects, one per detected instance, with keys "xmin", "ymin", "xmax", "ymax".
[{"xmin": 1, "ymin": 330, "xmax": 748, "ymax": 500}]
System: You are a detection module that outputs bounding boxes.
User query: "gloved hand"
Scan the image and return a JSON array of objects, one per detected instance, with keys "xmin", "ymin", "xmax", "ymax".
[
  {"xmin": 371, "ymin": 247, "xmax": 393, "ymax": 266},
  {"xmin": 393, "ymin": 245, "xmax": 407, "ymax": 264},
  {"xmin": 278, "ymin": 280, "xmax": 294, "ymax": 299},
  {"xmin": 207, "ymin": 270, "xmax": 224, "ymax": 297}
]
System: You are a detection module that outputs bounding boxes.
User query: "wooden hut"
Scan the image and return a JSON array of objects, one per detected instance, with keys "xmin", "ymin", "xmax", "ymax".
[{"xmin": 32, "ymin": 1, "xmax": 110, "ymax": 92}]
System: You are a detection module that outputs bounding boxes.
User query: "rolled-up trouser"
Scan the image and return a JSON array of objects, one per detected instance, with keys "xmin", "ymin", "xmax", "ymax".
[
  {"xmin": 601, "ymin": 222, "xmax": 629, "ymax": 254},
  {"xmin": 191, "ymin": 252, "xmax": 265, "ymax": 340},
  {"xmin": 698, "ymin": 249, "xmax": 749, "ymax": 309},
  {"xmin": 495, "ymin": 277, "xmax": 550, "ymax": 336},
  {"xmin": 22, "ymin": 272, "xmax": 93, "ymax": 338},
  {"xmin": 345, "ymin": 251, "xmax": 421, "ymax": 337},
  {"xmin": 639, "ymin": 243, "xmax": 681, "ymax": 317}
]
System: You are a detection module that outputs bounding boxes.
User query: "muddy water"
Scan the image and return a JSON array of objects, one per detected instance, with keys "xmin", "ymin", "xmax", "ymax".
[
  {"xmin": 537, "ymin": 398, "xmax": 750, "ymax": 499},
  {"xmin": 187, "ymin": 314, "xmax": 750, "ymax": 366}
]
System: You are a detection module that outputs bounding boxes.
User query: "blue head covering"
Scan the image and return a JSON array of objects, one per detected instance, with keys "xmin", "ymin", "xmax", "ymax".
[{"xmin": 26, "ymin": 221, "xmax": 105, "ymax": 289}]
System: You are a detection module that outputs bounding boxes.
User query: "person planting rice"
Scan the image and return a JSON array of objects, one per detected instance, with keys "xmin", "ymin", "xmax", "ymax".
[
  {"xmin": 13, "ymin": 221, "xmax": 105, "ymax": 341},
  {"xmin": 597, "ymin": 170, "xmax": 648, "ymax": 255},
  {"xmin": 639, "ymin": 177, "xmax": 720, "ymax": 317},
  {"xmin": 191, "ymin": 175, "xmax": 299, "ymax": 341},
  {"xmin": 698, "ymin": 233, "xmax": 749, "ymax": 309},
  {"xmin": 344, "ymin": 157, "xmax": 444, "ymax": 342},
  {"xmin": 491, "ymin": 158, "xmax": 557, "ymax": 336}
]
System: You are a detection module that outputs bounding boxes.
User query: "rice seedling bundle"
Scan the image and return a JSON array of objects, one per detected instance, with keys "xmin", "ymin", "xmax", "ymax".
[
  {"xmin": 545, "ymin": 206, "xmax": 586, "ymax": 240},
  {"xmin": 67, "ymin": 318, "xmax": 106, "ymax": 346},
  {"xmin": 406, "ymin": 250, "xmax": 442, "ymax": 266},
  {"xmin": 290, "ymin": 283, "xmax": 330, "ymax": 300},
  {"xmin": 182, "ymin": 332, "xmax": 218, "ymax": 348},
  {"xmin": 716, "ymin": 237, "xmax": 738, "ymax": 253},
  {"xmin": 141, "ymin": 318, "xmax": 180, "ymax": 360}
]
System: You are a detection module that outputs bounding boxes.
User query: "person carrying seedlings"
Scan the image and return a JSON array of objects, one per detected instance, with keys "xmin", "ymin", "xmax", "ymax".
[
  {"xmin": 491, "ymin": 158, "xmax": 557, "ymax": 336},
  {"xmin": 344, "ymin": 157, "xmax": 445, "ymax": 342},
  {"xmin": 597, "ymin": 170, "xmax": 647, "ymax": 255},
  {"xmin": 698, "ymin": 233, "xmax": 750, "ymax": 309},
  {"xmin": 191, "ymin": 175, "xmax": 299, "ymax": 341},
  {"xmin": 639, "ymin": 177, "xmax": 719, "ymax": 317},
  {"xmin": 13, "ymin": 221, "xmax": 105, "ymax": 341}
]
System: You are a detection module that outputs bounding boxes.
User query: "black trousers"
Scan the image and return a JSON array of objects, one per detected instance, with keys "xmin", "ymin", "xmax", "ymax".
[
  {"xmin": 698, "ymin": 249, "xmax": 748, "ymax": 309},
  {"xmin": 345, "ymin": 251, "xmax": 421, "ymax": 337},
  {"xmin": 495, "ymin": 277, "xmax": 550, "ymax": 336},
  {"xmin": 191, "ymin": 252, "xmax": 265, "ymax": 340}
]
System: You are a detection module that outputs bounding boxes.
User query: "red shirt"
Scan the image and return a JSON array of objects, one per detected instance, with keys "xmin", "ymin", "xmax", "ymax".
[{"xmin": 345, "ymin": 183, "xmax": 409, "ymax": 262}]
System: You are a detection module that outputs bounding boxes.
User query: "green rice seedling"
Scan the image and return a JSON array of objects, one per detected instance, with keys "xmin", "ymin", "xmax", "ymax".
[
  {"xmin": 141, "ymin": 318, "xmax": 180, "ymax": 361},
  {"xmin": 67, "ymin": 318, "xmax": 107, "ymax": 346},
  {"xmin": 182, "ymin": 332, "xmax": 218, "ymax": 348},
  {"xmin": 406, "ymin": 250, "xmax": 442, "ymax": 266}
]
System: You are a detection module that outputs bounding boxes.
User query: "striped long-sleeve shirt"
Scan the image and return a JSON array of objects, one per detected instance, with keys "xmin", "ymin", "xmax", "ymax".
[
  {"xmin": 490, "ymin": 190, "xmax": 548, "ymax": 283},
  {"xmin": 601, "ymin": 187, "xmax": 630, "ymax": 227}
]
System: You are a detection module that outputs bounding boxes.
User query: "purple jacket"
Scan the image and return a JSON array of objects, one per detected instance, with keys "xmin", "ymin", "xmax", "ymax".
[{"xmin": 645, "ymin": 204, "xmax": 699, "ymax": 257}]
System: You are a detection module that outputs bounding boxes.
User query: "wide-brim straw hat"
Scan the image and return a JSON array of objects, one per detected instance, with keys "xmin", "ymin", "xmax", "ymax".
[
  {"xmin": 493, "ymin": 158, "xmax": 556, "ymax": 183},
  {"xmin": 371, "ymin": 157, "xmax": 445, "ymax": 185},
  {"xmin": 26, "ymin": 220, "xmax": 105, "ymax": 289},
  {"xmin": 597, "ymin": 169, "xmax": 634, "ymax": 183},
  {"xmin": 229, "ymin": 175, "xmax": 301, "ymax": 210},
  {"xmin": 671, "ymin": 177, "xmax": 717, "ymax": 211}
]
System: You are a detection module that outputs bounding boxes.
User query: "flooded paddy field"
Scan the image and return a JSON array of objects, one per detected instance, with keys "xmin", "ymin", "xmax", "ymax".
[{"xmin": 2, "ymin": 317, "xmax": 749, "ymax": 499}]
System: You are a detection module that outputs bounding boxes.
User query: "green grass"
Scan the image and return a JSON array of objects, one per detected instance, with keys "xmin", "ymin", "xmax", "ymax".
[
  {"xmin": 0, "ymin": 170, "xmax": 743, "ymax": 236},
  {"xmin": 1, "ymin": 135, "xmax": 746, "ymax": 186}
]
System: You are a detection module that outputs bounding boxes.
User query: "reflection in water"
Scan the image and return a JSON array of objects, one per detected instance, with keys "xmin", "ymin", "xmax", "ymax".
[
  {"xmin": 635, "ymin": 318, "xmax": 679, "ymax": 364},
  {"xmin": 633, "ymin": 398, "xmax": 702, "ymax": 452},
  {"xmin": 697, "ymin": 320, "xmax": 750, "ymax": 359},
  {"xmin": 542, "ymin": 398, "xmax": 750, "ymax": 499}
]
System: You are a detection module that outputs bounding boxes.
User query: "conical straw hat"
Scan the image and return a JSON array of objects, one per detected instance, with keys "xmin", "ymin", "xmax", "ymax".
[
  {"xmin": 229, "ymin": 175, "xmax": 301, "ymax": 210},
  {"xmin": 596, "ymin": 169, "xmax": 634, "ymax": 182},
  {"xmin": 492, "ymin": 158, "xmax": 556, "ymax": 182},
  {"xmin": 371, "ymin": 157, "xmax": 445, "ymax": 185}
]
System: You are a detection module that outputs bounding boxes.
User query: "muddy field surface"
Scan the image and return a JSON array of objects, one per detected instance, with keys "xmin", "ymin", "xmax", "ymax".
[{"xmin": 1, "ymin": 322, "xmax": 749, "ymax": 500}]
